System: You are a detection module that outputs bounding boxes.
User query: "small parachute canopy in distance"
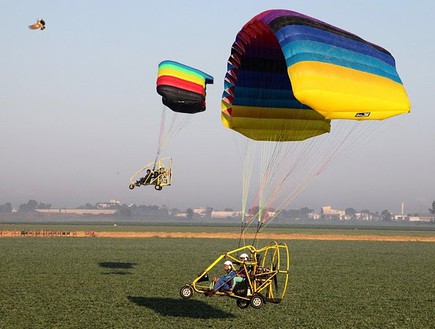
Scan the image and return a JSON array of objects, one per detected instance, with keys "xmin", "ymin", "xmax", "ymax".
[
  {"xmin": 222, "ymin": 9, "xmax": 411, "ymax": 142},
  {"xmin": 28, "ymin": 19, "xmax": 45, "ymax": 30},
  {"xmin": 157, "ymin": 60, "xmax": 214, "ymax": 114}
]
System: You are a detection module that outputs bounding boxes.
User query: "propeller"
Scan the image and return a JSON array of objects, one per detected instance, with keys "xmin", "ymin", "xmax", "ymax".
[{"xmin": 272, "ymin": 262, "xmax": 278, "ymax": 291}]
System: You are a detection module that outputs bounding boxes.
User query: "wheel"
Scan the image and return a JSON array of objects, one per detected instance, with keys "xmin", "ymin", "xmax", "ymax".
[
  {"xmin": 128, "ymin": 184, "xmax": 135, "ymax": 190},
  {"xmin": 179, "ymin": 284, "xmax": 194, "ymax": 300},
  {"xmin": 236, "ymin": 299, "xmax": 250, "ymax": 309},
  {"xmin": 250, "ymin": 293, "xmax": 264, "ymax": 309},
  {"xmin": 155, "ymin": 185, "xmax": 163, "ymax": 191}
]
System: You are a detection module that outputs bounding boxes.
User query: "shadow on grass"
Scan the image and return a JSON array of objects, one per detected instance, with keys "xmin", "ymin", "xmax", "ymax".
[
  {"xmin": 99, "ymin": 262, "xmax": 137, "ymax": 275},
  {"xmin": 99, "ymin": 262, "xmax": 137, "ymax": 269},
  {"xmin": 101, "ymin": 271, "xmax": 133, "ymax": 275},
  {"xmin": 127, "ymin": 296, "xmax": 235, "ymax": 319}
]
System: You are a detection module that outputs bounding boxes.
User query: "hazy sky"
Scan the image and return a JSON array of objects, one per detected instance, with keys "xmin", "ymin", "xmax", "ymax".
[{"xmin": 1, "ymin": 1, "xmax": 434, "ymax": 214}]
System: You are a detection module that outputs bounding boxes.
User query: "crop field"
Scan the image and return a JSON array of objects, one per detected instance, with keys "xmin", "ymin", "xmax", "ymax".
[{"xmin": 0, "ymin": 236, "xmax": 434, "ymax": 328}]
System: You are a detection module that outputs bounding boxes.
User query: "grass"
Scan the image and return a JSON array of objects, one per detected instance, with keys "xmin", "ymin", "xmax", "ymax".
[{"xmin": 0, "ymin": 236, "xmax": 434, "ymax": 328}]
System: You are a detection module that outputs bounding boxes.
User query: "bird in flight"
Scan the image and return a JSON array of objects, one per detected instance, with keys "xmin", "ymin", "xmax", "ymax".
[{"xmin": 28, "ymin": 19, "xmax": 46, "ymax": 30}]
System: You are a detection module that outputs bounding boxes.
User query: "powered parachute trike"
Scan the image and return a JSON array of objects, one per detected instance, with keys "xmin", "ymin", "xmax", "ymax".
[
  {"xmin": 128, "ymin": 60, "xmax": 213, "ymax": 192},
  {"xmin": 129, "ymin": 157, "xmax": 172, "ymax": 191},
  {"xmin": 180, "ymin": 241, "xmax": 289, "ymax": 309},
  {"xmin": 180, "ymin": 8, "xmax": 410, "ymax": 308}
]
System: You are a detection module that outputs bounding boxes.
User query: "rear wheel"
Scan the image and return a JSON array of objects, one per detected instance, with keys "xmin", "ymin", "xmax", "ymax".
[
  {"xmin": 128, "ymin": 184, "xmax": 135, "ymax": 190},
  {"xmin": 179, "ymin": 285, "xmax": 194, "ymax": 300},
  {"xmin": 236, "ymin": 299, "xmax": 250, "ymax": 309},
  {"xmin": 155, "ymin": 185, "xmax": 163, "ymax": 191}
]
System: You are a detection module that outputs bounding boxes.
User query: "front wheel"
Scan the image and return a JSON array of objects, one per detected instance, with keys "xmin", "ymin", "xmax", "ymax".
[
  {"xmin": 236, "ymin": 299, "xmax": 250, "ymax": 309},
  {"xmin": 155, "ymin": 185, "xmax": 163, "ymax": 191},
  {"xmin": 250, "ymin": 293, "xmax": 265, "ymax": 309},
  {"xmin": 128, "ymin": 184, "xmax": 135, "ymax": 190},
  {"xmin": 180, "ymin": 285, "xmax": 194, "ymax": 300}
]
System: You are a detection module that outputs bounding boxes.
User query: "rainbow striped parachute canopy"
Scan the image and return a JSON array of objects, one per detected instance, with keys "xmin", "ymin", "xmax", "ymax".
[
  {"xmin": 157, "ymin": 60, "xmax": 214, "ymax": 114},
  {"xmin": 221, "ymin": 9, "xmax": 411, "ymax": 141}
]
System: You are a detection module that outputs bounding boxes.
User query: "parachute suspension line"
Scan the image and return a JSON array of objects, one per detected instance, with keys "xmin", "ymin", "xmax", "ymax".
[
  {"xmin": 238, "ymin": 139, "xmax": 255, "ymax": 247},
  {"xmin": 252, "ymin": 221, "xmax": 263, "ymax": 249},
  {"xmin": 253, "ymin": 120, "xmax": 331, "ymax": 231},
  {"xmin": 154, "ymin": 105, "xmax": 191, "ymax": 169},
  {"xmin": 238, "ymin": 47, "xmax": 386, "ymax": 235},
  {"xmin": 154, "ymin": 105, "xmax": 168, "ymax": 168},
  {"xmin": 259, "ymin": 124, "xmax": 346, "ymax": 231},
  {"xmin": 258, "ymin": 119, "xmax": 388, "ymax": 232}
]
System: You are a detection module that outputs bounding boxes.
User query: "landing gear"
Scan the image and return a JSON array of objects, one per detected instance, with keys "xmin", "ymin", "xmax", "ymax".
[
  {"xmin": 179, "ymin": 284, "xmax": 194, "ymax": 300},
  {"xmin": 236, "ymin": 299, "xmax": 250, "ymax": 309},
  {"xmin": 250, "ymin": 293, "xmax": 265, "ymax": 309}
]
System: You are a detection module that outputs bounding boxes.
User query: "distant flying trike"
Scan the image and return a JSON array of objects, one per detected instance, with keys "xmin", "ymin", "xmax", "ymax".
[
  {"xmin": 129, "ymin": 157, "xmax": 172, "ymax": 191},
  {"xmin": 179, "ymin": 241, "xmax": 289, "ymax": 309}
]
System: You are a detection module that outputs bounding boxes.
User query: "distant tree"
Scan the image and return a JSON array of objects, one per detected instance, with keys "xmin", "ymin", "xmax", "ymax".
[
  {"xmin": 0, "ymin": 202, "xmax": 13, "ymax": 213},
  {"xmin": 129, "ymin": 204, "xmax": 137, "ymax": 211},
  {"xmin": 205, "ymin": 207, "xmax": 214, "ymax": 218},
  {"xmin": 117, "ymin": 204, "xmax": 131, "ymax": 217},
  {"xmin": 18, "ymin": 200, "xmax": 38, "ymax": 213},
  {"xmin": 186, "ymin": 208, "xmax": 194, "ymax": 219},
  {"xmin": 300, "ymin": 207, "xmax": 313, "ymax": 218},
  {"xmin": 27, "ymin": 200, "xmax": 38, "ymax": 211},
  {"xmin": 429, "ymin": 201, "xmax": 435, "ymax": 214},
  {"xmin": 345, "ymin": 208, "xmax": 357, "ymax": 216},
  {"xmin": 159, "ymin": 206, "xmax": 169, "ymax": 217},
  {"xmin": 37, "ymin": 202, "xmax": 52, "ymax": 209},
  {"xmin": 170, "ymin": 208, "xmax": 180, "ymax": 216},
  {"xmin": 18, "ymin": 203, "xmax": 28, "ymax": 212},
  {"xmin": 381, "ymin": 209, "xmax": 392, "ymax": 221}
]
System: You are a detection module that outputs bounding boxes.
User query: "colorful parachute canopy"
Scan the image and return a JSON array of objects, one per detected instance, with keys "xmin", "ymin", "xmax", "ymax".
[
  {"xmin": 222, "ymin": 9, "xmax": 411, "ymax": 141},
  {"xmin": 157, "ymin": 60, "xmax": 214, "ymax": 114}
]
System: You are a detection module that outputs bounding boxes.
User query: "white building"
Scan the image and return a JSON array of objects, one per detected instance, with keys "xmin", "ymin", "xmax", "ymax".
[
  {"xmin": 96, "ymin": 200, "xmax": 121, "ymax": 209},
  {"xmin": 408, "ymin": 215, "xmax": 434, "ymax": 223},
  {"xmin": 321, "ymin": 206, "xmax": 346, "ymax": 220}
]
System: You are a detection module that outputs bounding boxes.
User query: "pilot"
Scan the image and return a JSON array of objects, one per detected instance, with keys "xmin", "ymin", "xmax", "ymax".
[{"xmin": 212, "ymin": 260, "xmax": 236, "ymax": 293}]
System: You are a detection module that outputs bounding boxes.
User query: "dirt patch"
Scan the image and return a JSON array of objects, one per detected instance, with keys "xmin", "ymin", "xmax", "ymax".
[{"xmin": 1, "ymin": 230, "xmax": 434, "ymax": 242}]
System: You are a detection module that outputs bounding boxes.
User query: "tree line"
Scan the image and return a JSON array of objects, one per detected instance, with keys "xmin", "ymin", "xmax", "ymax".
[{"xmin": 1, "ymin": 200, "xmax": 435, "ymax": 221}]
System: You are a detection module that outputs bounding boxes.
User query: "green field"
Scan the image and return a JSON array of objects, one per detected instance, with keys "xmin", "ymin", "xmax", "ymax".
[{"xmin": 0, "ymin": 236, "xmax": 434, "ymax": 328}]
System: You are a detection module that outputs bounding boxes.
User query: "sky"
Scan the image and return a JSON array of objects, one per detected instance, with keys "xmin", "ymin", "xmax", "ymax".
[{"xmin": 1, "ymin": 1, "xmax": 434, "ymax": 214}]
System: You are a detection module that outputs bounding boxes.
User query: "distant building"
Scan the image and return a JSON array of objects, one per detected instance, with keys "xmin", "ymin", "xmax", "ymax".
[
  {"xmin": 393, "ymin": 214, "xmax": 408, "ymax": 221},
  {"xmin": 35, "ymin": 208, "xmax": 116, "ymax": 215},
  {"xmin": 192, "ymin": 208, "xmax": 206, "ymax": 216},
  {"xmin": 355, "ymin": 212, "xmax": 373, "ymax": 221},
  {"xmin": 211, "ymin": 210, "xmax": 242, "ymax": 219},
  {"xmin": 321, "ymin": 206, "xmax": 345, "ymax": 220},
  {"xmin": 308, "ymin": 211, "xmax": 321, "ymax": 220},
  {"xmin": 96, "ymin": 200, "xmax": 121, "ymax": 209},
  {"xmin": 408, "ymin": 215, "xmax": 434, "ymax": 223}
]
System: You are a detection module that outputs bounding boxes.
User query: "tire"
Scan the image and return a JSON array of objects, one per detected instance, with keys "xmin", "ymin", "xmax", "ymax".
[
  {"xmin": 250, "ymin": 293, "xmax": 264, "ymax": 309},
  {"xmin": 236, "ymin": 299, "xmax": 250, "ymax": 309},
  {"xmin": 179, "ymin": 285, "xmax": 193, "ymax": 300},
  {"xmin": 128, "ymin": 184, "xmax": 135, "ymax": 190},
  {"xmin": 155, "ymin": 185, "xmax": 163, "ymax": 191}
]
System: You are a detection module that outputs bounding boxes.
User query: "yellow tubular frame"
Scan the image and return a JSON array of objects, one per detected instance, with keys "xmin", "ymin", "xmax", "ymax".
[
  {"xmin": 189, "ymin": 241, "xmax": 290, "ymax": 304},
  {"xmin": 129, "ymin": 157, "xmax": 172, "ymax": 187}
]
